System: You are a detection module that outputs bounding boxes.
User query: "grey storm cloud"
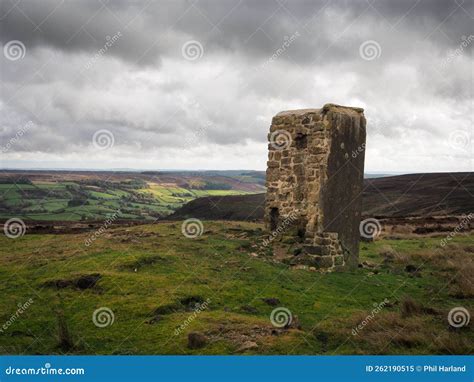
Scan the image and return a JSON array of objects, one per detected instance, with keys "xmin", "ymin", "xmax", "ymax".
[
  {"xmin": 0, "ymin": 0, "xmax": 472, "ymax": 171},
  {"xmin": 1, "ymin": 0, "xmax": 472, "ymax": 64}
]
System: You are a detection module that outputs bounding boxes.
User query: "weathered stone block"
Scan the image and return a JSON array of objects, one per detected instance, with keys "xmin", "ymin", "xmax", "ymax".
[
  {"xmin": 314, "ymin": 256, "xmax": 334, "ymax": 268},
  {"xmin": 315, "ymin": 237, "xmax": 331, "ymax": 246},
  {"xmin": 303, "ymin": 245, "xmax": 322, "ymax": 255},
  {"xmin": 267, "ymin": 161, "xmax": 280, "ymax": 168}
]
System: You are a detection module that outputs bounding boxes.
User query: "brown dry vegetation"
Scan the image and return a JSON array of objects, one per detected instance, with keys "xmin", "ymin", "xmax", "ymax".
[
  {"xmin": 347, "ymin": 311, "xmax": 472, "ymax": 354},
  {"xmin": 377, "ymin": 245, "xmax": 410, "ymax": 265},
  {"xmin": 344, "ymin": 236, "xmax": 474, "ymax": 355},
  {"xmin": 408, "ymin": 243, "xmax": 474, "ymax": 299}
]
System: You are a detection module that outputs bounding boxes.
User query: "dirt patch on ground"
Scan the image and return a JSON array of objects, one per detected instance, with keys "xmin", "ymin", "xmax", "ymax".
[{"xmin": 43, "ymin": 273, "xmax": 102, "ymax": 290}]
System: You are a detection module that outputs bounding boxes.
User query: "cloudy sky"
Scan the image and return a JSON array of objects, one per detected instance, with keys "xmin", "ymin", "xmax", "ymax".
[{"xmin": 0, "ymin": 0, "xmax": 472, "ymax": 173}]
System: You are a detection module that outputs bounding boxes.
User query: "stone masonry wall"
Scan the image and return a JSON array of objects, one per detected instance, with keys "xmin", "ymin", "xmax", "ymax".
[{"xmin": 264, "ymin": 104, "xmax": 366, "ymax": 271}]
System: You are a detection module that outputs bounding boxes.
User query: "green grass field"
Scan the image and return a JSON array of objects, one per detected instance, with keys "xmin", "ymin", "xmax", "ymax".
[
  {"xmin": 0, "ymin": 180, "xmax": 254, "ymax": 221},
  {"xmin": 0, "ymin": 221, "xmax": 472, "ymax": 355}
]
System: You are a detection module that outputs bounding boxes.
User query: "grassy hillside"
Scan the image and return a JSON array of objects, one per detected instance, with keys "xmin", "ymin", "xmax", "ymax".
[
  {"xmin": 170, "ymin": 193, "xmax": 265, "ymax": 221},
  {"xmin": 0, "ymin": 221, "xmax": 472, "ymax": 355},
  {"xmin": 0, "ymin": 171, "xmax": 265, "ymax": 221},
  {"xmin": 171, "ymin": 172, "xmax": 474, "ymax": 221}
]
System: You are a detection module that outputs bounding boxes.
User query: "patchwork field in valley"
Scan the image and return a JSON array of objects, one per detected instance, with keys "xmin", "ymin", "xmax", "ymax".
[{"xmin": 0, "ymin": 171, "xmax": 265, "ymax": 221}]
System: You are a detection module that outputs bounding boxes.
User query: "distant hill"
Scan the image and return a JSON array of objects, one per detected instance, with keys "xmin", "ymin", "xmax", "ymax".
[
  {"xmin": 170, "ymin": 193, "xmax": 266, "ymax": 221},
  {"xmin": 170, "ymin": 172, "xmax": 474, "ymax": 220}
]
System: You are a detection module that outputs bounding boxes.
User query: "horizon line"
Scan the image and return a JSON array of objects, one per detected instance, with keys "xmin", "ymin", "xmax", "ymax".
[{"xmin": 0, "ymin": 168, "xmax": 471, "ymax": 175}]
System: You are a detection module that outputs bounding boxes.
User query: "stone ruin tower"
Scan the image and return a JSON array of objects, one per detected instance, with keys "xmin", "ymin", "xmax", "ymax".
[{"xmin": 264, "ymin": 104, "xmax": 366, "ymax": 270}]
